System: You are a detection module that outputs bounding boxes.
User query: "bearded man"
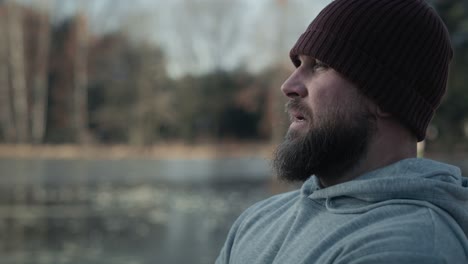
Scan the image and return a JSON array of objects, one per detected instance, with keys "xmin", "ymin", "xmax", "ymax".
[{"xmin": 216, "ymin": 0, "xmax": 468, "ymax": 263}]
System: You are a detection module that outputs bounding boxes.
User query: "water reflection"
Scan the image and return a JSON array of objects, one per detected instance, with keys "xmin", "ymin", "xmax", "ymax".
[{"xmin": 0, "ymin": 159, "xmax": 273, "ymax": 264}]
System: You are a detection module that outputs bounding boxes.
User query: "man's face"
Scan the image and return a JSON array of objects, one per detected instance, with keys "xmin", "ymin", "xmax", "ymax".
[{"xmin": 273, "ymin": 55, "xmax": 377, "ymax": 184}]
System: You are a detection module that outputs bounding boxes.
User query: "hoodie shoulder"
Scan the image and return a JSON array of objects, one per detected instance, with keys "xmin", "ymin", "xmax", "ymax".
[
  {"xmin": 332, "ymin": 203, "xmax": 467, "ymax": 263},
  {"xmin": 215, "ymin": 190, "xmax": 300, "ymax": 264},
  {"xmin": 311, "ymin": 158, "xmax": 468, "ymax": 235}
]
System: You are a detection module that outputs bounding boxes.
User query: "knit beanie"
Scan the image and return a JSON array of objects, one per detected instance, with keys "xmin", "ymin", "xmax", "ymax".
[{"xmin": 290, "ymin": 0, "xmax": 453, "ymax": 141}]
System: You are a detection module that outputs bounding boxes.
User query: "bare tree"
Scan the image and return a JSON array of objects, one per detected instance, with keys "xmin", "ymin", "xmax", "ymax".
[
  {"xmin": 0, "ymin": 5, "xmax": 15, "ymax": 142},
  {"xmin": 31, "ymin": 0, "xmax": 53, "ymax": 144},
  {"xmin": 129, "ymin": 44, "xmax": 168, "ymax": 146},
  {"xmin": 270, "ymin": 0, "xmax": 291, "ymax": 143},
  {"xmin": 6, "ymin": 1, "xmax": 29, "ymax": 143},
  {"xmin": 72, "ymin": 0, "xmax": 132, "ymax": 144},
  {"xmin": 112, "ymin": 6, "xmax": 173, "ymax": 145},
  {"xmin": 164, "ymin": 0, "xmax": 248, "ymax": 75},
  {"xmin": 72, "ymin": 11, "xmax": 90, "ymax": 144}
]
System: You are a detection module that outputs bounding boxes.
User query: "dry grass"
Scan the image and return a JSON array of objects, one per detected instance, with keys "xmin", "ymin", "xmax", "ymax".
[{"xmin": 0, "ymin": 142, "xmax": 276, "ymax": 160}]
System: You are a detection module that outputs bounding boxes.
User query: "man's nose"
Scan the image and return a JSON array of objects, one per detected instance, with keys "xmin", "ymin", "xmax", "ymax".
[{"xmin": 281, "ymin": 73, "xmax": 308, "ymax": 98}]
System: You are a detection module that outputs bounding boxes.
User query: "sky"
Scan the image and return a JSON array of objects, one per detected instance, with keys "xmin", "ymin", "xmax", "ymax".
[
  {"xmin": 16, "ymin": 0, "xmax": 332, "ymax": 78},
  {"xmin": 147, "ymin": 0, "xmax": 332, "ymax": 77}
]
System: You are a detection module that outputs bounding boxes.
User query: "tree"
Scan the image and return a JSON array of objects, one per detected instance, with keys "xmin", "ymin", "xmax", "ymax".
[
  {"xmin": 29, "ymin": 1, "xmax": 52, "ymax": 144},
  {"xmin": 430, "ymin": 0, "xmax": 468, "ymax": 148},
  {"xmin": 0, "ymin": 1, "xmax": 53, "ymax": 143},
  {"xmin": 128, "ymin": 43, "xmax": 170, "ymax": 146},
  {"xmin": 5, "ymin": 1, "xmax": 29, "ymax": 142},
  {"xmin": 0, "ymin": 4, "xmax": 15, "ymax": 141},
  {"xmin": 87, "ymin": 32, "xmax": 170, "ymax": 145},
  {"xmin": 161, "ymin": 0, "xmax": 248, "ymax": 75},
  {"xmin": 46, "ymin": 15, "xmax": 90, "ymax": 143},
  {"xmin": 72, "ymin": 12, "xmax": 91, "ymax": 144}
]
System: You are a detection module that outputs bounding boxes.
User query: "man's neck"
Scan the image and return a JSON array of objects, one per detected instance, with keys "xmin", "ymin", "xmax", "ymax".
[{"xmin": 318, "ymin": 124, "xmax": 417, "ymax": 187}]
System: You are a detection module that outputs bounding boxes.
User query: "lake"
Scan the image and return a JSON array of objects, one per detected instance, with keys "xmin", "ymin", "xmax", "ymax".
[
  {"xmin": 1, "ymin": 155, "xmax": 466, "ymax": 264},
  {"xmin": 0, "ymin": 158, "xmax": 280, "ymax": 264}
]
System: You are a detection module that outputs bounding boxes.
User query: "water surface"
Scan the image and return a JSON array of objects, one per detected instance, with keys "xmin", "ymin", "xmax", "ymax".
[{"xmin": 0, "ymin": 158, "xmax": 276, "ymax": 264}]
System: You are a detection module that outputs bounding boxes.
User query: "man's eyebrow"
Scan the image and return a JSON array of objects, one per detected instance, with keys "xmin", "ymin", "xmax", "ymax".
[
  {"xmin": 315, "ymin": 59, "xmax": 326, "ymax": 64},
  {"xmin": 298, "ymin": 55, "xmax": 326, "ymax": 64}
]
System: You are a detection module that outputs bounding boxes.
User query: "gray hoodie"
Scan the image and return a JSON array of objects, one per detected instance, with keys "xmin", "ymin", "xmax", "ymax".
[{"xmin": 216, "ymin": 158, "xmax": 468, "ymax": 264}]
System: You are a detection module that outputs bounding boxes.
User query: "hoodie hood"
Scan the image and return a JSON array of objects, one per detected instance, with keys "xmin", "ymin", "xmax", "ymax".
[{"xmin": 301, "ymin": 158, "xmax": 468, "ymax": 236}]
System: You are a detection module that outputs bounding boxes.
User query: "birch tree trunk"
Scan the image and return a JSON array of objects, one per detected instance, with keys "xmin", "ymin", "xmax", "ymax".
[
  {"xmin": 73, "ymin": 12, "xmax": 90, "ymax": 144},
  {"xmin": 271, "ymin": 0, "xmax": 289, "ymax": 143},
  {"xmin": 31, "ymin": 7, "xmax": 51, "ymax": 144},
  {"xmin": 0, "ymin": 7, "xmax": 15, "ymax": 142},
  {"xmin": 6, "ymin": 2, "xmax": 29, "ymax": 143}
]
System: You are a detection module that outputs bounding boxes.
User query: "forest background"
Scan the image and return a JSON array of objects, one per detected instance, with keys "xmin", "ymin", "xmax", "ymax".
[{"xmin": 0, "ymin": 0, "xmax": 467, "ymax": 158}]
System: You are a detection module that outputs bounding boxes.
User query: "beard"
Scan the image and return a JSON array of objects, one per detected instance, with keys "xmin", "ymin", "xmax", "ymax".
[{"xmin": 273, "ymin": 98, "xmax": 377, "ymax": 183}]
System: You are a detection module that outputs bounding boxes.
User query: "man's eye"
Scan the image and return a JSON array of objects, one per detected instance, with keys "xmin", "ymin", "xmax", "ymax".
[{"xmin": 313, "ymin": 61, "xmax": 329, "ymax": 70}]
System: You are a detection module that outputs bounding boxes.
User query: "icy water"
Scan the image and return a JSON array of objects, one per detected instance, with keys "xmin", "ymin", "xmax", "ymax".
[
  {"xmin": 0, "ymin": 158, "xmax": 276, "ymax": 264},
  {"xmin": 1, "ymin": 155, "xmax": 466, "ymax": 264}
]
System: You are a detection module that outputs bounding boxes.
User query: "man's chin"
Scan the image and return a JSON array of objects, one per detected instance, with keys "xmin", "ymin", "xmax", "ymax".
[
  {"xmin": 285, "ymin": 126, "xmax": 308, "ymax": 141},
  {"xmin": 288, "ymin": 120, "xmax": 309, "ymax": 134},
  {"xmin": 273, "ymin": 133, "xmax": 315, "ymax": 183},
  {"xmin": 273, "ymin": 112, "xmax": 376, "ymax": 184}
]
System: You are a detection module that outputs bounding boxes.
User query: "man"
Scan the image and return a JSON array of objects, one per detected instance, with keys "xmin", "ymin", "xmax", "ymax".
[{"xmin": 216, "ymin": 0, "xmax": 468, "ymax": 263}]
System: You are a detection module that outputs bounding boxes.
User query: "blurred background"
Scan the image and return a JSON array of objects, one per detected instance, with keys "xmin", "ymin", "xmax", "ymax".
[{"xmin": 0, "ymin": 0, "xmax": 467, "ymax": 263}]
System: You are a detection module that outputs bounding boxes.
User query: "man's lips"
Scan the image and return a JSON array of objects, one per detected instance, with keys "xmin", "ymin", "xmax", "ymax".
[
  {"xmin": 289, "ymin": 110, "xmax": 306, "ymax": 122},
  {"xmin": 285, "ymin": 99, "xmax": 310, "ymax": 125}
]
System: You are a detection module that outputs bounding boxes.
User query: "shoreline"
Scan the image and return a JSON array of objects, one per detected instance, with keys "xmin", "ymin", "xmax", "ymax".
[
  {"xmin": 0, "ymin": 143, "xmax": 276, "ymax": 160},
  {"xmin": 0, "ymin": 143, "xmax": 466, "ymax": 163}
]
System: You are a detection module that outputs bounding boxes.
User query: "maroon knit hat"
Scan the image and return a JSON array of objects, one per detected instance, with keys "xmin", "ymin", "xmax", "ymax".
[{"xmin": 290, "ymin": 0, "xmax": 453, "ymax": 141}]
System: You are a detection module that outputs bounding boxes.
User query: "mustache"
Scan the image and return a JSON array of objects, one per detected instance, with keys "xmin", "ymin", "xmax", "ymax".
[{"xmin": 285, "ymin": 99, "xmax": 313, "ymax": 120}]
